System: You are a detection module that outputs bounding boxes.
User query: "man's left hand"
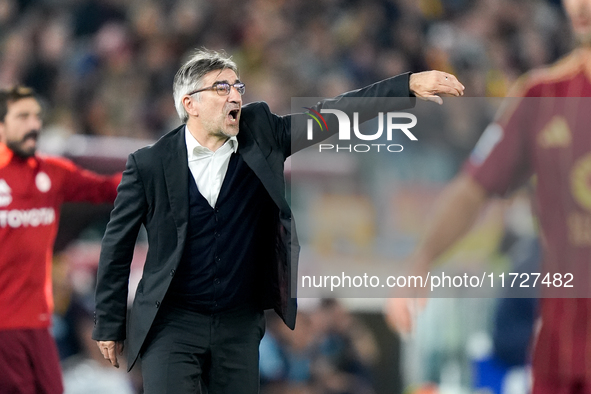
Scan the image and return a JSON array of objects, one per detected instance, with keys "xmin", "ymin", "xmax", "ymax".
[
  {"xmin": 96, "ymin": 340, "xmax": 124, "ymax": 368},
  {"xmin": 409, "ymin": 71, "xmax": 465, "ymax": 105}
]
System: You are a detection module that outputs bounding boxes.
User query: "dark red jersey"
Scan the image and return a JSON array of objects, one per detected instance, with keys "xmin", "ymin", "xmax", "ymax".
[
  {"xmin": 465, "ymin": 50, "xmax": 591, "ymax": 380},
  {"xmin": 0, "ymin": 143, "xmax": 120, "ymax": 330}
]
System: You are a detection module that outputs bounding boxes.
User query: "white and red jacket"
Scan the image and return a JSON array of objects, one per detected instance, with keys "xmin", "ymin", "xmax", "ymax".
[{"xmin": 0, "ymin": 143, "xmax": 120, "ymax": 330}]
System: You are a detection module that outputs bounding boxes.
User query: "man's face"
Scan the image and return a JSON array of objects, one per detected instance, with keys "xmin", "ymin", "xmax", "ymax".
[
  {"xmin": 193, "ymin": 68, "xmax": 242, "ymax": 139},
  {"xmin": 0, "ymin": 97, "xmax": 42, "ymax": 158},
  {"xmin": 564, "ymin": 0, "xmax": 591, "ymax": 45}
]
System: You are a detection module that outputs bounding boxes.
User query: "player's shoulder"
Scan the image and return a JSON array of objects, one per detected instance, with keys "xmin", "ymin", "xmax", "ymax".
[
  {"xmin": 37, "ymin": 154, "xmax": 78, "ymax": 173},
  {"xmin": 508, "ymin": 51, "xmax": 583, "ymax": 97}
]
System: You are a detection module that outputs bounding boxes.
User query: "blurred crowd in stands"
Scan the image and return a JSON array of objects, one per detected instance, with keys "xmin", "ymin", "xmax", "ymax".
[
  {"xmin": 0, "ymin": 0, "xmax": 572, "ymax": 393},
  {"xmin": 0, "ymin": 0, "xmax": 570, "ymax": 141},
  {"xmin": 259, "ymin": 299, "xmax": 378, "ymax": 394}
]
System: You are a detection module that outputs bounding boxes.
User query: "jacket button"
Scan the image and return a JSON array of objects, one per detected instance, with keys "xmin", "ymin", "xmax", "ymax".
[
  {"xmin": 155, "ymin": 301, "xmax": 161, "ymax": 308},
  {"xmin": 170, "ymin": 269, "xmax": 175, "ymax": 276}
]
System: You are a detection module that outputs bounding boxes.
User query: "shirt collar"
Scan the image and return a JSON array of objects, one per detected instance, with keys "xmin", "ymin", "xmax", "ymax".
[
  {"xmin": 185, "ymin": 125, "xmax": 238, "ymax": 161},
  {"xmin": 0, "ymin": 142, "xmax": 37, "ymax": 169}
]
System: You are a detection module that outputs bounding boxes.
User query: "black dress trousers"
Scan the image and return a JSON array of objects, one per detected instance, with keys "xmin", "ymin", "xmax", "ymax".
[{"xmin": 140, "ymin": 302, "xmax": 266, "ymax": 394}]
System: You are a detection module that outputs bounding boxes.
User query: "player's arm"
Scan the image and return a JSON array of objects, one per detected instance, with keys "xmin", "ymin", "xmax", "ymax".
[
  {"xmin": 48, "ymin": 156, "xmax": 121, "ymax": 203},
  {"xmin": 409, "ymin": 80, "xmax": 530, "ymax": 265},
  {"xmin": 385, "ymin": 174, "xmax": 489, "ymax": 333},
  {"xmin": 386, "ymin": 87, "xmax": 533, "ymax": 332},
  {"xmin": 413, "ymin": 174, "xmax": 489, "ymax": 270}
]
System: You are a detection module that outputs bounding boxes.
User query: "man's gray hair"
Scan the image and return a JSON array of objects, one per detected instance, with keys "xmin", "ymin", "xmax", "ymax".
[{"xmin": 173, "ymin": 48, "xmax": 238, "ymax": 123}]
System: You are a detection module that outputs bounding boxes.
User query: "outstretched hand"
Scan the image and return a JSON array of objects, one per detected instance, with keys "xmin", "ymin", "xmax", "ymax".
[{"xmin": 409, "ymin": 71, "xmax": 465, "ymax": 105}]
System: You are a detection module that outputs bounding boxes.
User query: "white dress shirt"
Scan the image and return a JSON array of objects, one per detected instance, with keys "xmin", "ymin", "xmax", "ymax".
[{"xmin": 185, "ymin": 126, "xmax": 238, "ymax": 208}]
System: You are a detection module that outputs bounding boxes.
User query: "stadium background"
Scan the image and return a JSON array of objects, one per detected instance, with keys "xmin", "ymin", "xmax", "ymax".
[{"xmin": 1, "ymin": 0, "xmax": 570, "ymax": 393}]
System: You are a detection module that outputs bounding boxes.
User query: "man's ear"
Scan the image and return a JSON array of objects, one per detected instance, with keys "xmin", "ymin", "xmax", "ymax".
[
  {"xmin": 0, "ymin": 121, "xmax": 5, "ymax": 144},
  {"xmin": 183, "ymin": 95, "xmax": 199, "ymax": 118}
]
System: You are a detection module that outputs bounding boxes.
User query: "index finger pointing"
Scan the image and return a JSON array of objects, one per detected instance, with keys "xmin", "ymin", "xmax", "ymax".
[
  {"xmin": 440, "ymin": 74, "xmax": 464, "ymax": 94},
  {"xmin": 440, "ymin": 82, "xmax": 464, "ymax": 97},
  {"xmin": 107, "ymin": 346, "xmax": 119, "ymax": 368}
]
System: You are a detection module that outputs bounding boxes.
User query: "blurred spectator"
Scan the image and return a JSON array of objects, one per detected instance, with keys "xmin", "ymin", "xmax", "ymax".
[
  {"xmin": 52, "ymin": 254, "xmax": 83, "ymax": 361},
  {"xmin": 60, "ymin": 295, "xmax": 136, "ymax": 394},
  {"xmin": 52, "ymin": 249, "xmax": 143, "ymax": 394},
  {"xmin": 260, "ymin": 299, "xmax": 377, "ymax": 394}
]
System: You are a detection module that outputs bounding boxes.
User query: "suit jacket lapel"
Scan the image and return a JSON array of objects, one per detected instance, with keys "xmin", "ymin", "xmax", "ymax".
[
  {"xmin": 238, "ymin": 123, "xmax": 290, "ymax": 213},
  {"xmin": 162, "ymin": 128, "xmax": 189, "ymax": 234},
  {"xmin": 160, "ymin": 122, "xmax": 289, "ymax": 234}
]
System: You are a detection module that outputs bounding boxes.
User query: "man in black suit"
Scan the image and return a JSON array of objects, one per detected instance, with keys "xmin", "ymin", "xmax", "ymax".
[{"xmin": 92, "ymin": 48, "xmax": 463, "ymax": 393}]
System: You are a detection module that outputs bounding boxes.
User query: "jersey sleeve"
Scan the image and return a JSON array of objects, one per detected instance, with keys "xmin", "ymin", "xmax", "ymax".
[
  {"xmin": 463, "ymin": 81, "xmax": 535, "ymax": 196},
  {"xmin": 45, "ymin": 156, "xmax": 121, "ymax": 203}
]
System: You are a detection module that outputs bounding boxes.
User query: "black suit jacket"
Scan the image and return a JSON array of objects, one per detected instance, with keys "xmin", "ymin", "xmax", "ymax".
[{"xmin": 92, "ymin": 73, "xmax": 415, "ymax": 370}]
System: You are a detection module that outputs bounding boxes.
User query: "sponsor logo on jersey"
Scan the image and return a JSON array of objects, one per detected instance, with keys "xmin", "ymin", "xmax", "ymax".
[
  {"xmin": 538, "ymin": 116, "xmax": 572, "ymax": 149},
  {"xmin": 0, "ymin": 179, "xmax": 12, "ymax": 207},
  {"xmin": 35, "ymin": 172, "xmax": 51, "ymax": 193},
  {"xmin": 571, "ymin": 153, "xmax": 591, "ymax": 213},
  {"xmin": 0, "ymin": 208, "xmax": 55, "ymax": 228}
]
